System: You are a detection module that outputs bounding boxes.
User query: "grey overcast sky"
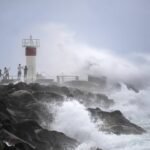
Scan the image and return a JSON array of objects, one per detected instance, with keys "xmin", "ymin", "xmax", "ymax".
[{"xmin": 0, "ymin": 0, "xmax": 150, "ymax": 81}]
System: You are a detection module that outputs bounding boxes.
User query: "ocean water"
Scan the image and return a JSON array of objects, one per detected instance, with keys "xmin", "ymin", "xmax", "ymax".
[{"xmin": 45, "ymin": 84, "xmax": 150, "ymax": 150}]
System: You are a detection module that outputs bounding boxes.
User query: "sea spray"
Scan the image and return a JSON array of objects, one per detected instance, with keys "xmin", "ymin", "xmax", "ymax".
[
  {"xmin": 47, "ymin": 99, "xmax": 150, "ymax": 150},
  {"xmin": 109, "ymin": 84, "xmax": 150, "ymax": 127}
]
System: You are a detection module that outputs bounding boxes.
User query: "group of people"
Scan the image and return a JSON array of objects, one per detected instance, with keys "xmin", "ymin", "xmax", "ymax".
[
  {"xmin": 17, "ymin": 64, "xmax": 28, "ymax": 80},
  {"xmin": 0, "ymin": 64, "xmax": 28, "ymax": 81}
]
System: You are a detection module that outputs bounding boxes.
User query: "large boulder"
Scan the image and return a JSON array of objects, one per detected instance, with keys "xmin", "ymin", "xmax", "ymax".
[
  {"xmin": 6, "ymin": 90, "xmax": 39, "ymax": 122},
  {"xmin": 36, "ymin": 129, "xmax": 78, "ymax": 150},
  {"xmin": 88, "ymin": 108, "xmax": 146, "ymax": 135},
  {"xmin": 0, "ymin": 84, "xmax": 79, "ymax": 150},
  {"xmin": 13, "ymin": 120, "xmax": 78, "ymax": 150},
  {"xmin": 0, "ymin": 129, "xmax": 35, "ymax": 150},
  {"xmin": 0, "ymin": 119, "xmax": 78, "ymax": 150},
  {"xmin": 8, "ymin": 90, "xmax": 36, "ymax": 111}
]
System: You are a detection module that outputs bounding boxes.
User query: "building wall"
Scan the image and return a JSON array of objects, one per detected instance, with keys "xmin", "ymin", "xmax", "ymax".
[{"xmin": 26, "ymin": 56, "xmax": 36, "ymax": 82}]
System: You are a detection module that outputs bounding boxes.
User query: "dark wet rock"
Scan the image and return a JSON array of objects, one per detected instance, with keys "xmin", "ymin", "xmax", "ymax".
[
  {"xmin": 0, "ymin": 100, "xmax": 16, "ymax": 132},
  {"xmin": 42, "ymin": 85, "xmax": 73, "ymax": 97},
  {"xmin": 95, "ymin": 93, "xmax": 114, "ymax": 108},
  {"xmin": 15, "ymin": 143, "xmax": 34, "ymax": 150},
  {"xmin": 70, "ymin": 89, "xmax": 114, "ymax": 108},
  {"xmin": 0, "ymin": 82, "xmax": 145, "ymax": 150},
  {"xmin": 88, "ymin": 108, "xmax": 146, "ymax": 135},
  {"xmin": 10, "ymin": 83, "xmax": 113, "ymax": 109},
  {"xmin": 14, "ymin": 120, "xmax": 42, "ymax": 143},
  {"xmin": 33, "ymin": 91, "xmax": 63, "ymax": 102},
  {"xmin": 9, "ymin": 90, "xmax": 36, "ymax": 104},
  {"xmin": 0, "ymin": 129, "xmax": 35, "ymax": 150},
  {"xmin": 0, "ymin": 119, "xmax": 78, "ymax": 150},
  {"xmin": 5, "ymin": 90, "xmax": 39, "ymax": 122},
  {"xmin": 28, "ymin": 83, "xmax": 43, "ymax": 92},
  {"xmin": 36, "ymin": 129, "xmax": 78, "ymax": 150},
  {"xmin": 12, "ymin": 82, "xmax": 29, "ymax": 91},
  {"xmin": 0, "ymin": 83, "xmax": 79, "ymax": 150},
  {"xmin": 13, "ymin": 120, "xmax": 78, "ymax": 150}
]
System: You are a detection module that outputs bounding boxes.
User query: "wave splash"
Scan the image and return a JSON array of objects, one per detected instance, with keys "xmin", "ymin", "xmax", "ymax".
[{"xmin": 43, "ymin": 84, "xmax": 150, "ymax": 150}]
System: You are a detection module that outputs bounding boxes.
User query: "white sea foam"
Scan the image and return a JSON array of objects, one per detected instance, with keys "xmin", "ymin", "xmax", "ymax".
[
  {"xmin": 109, "ymin": 84, "xmax": 150, "ymax": 127},
  {"xmin": 43, "ymin": 84, "xmax": 150, "ymax": 150}
]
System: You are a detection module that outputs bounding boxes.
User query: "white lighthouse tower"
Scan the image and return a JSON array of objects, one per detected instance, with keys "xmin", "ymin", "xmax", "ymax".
[{"xmin": 22, "ymin": 36, "xmax": 40, "ymax": 82}]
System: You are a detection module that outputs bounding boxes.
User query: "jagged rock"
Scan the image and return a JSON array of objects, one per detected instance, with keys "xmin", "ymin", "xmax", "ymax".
[
  {"xmin": 7, "ymin": 83, "xmax": 114, "ymax": 109},
  {"xmin": 36, "ymin": 129, "xmax": 78, "ymax": 150},
  {"xmin": 13, "ymin": 120, "xmax": 78, "ymax": 150},
  {"xmin": 0, "ymin": 83, "xmax": 79, "ymax": 150},
  {"xmin": 88, "ymin": 108, "xmax": 146, "ymax": 135},
  {"xmin": 9, "ymin": 90, "xmax": 35, "ymax": 102},
  {"xmin": 0, "ymin": 129, "xmax": 35, "ymax": 150},
  {"xmin": 70, "ymin": 89, "xmax": 114, "ymax": 108},
  {"xmin": 33, "ymin": 91, "xmax": 64, "ymax": 102},
  {"xmin": 7, "ymin": 90, "xmax": 36, "ymax": 111},
  {"xmin": 14, "ymin": 120, "xmax": 42, "ymax": 143},
  {"xmin": 5, "ymin": 90, "xmax": 38, "ymax": 122},
  {"xmin": 0, "ymin": 119, "xmax": 78, "ymax": 150},
  {"xmin": 14, "ymin": 82, "xmax": 27, "ymax": 88},
  {"xmin": 0, "ymin": 82, "xmax": 145, "ymax": 150}
]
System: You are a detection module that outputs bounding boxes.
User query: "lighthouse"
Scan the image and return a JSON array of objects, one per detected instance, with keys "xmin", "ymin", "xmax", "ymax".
[{"xmin": 22, "ymin": 36, "xmax": 40, "ymax": 82}]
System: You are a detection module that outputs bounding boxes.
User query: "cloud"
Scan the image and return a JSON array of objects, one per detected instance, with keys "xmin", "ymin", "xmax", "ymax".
[{"xmin": 30, "ymin": 22, "xmax": 150, "ymax": 88}]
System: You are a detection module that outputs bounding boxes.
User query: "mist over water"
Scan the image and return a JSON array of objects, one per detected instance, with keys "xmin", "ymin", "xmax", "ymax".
[
  {"xmin": 109, "ymin": 84, "xmax": 150, "ymax": 127},
  {"xmin": 31, "ymin": 23, "xmax": 150, "ymax": 89},
  {"xmin": 42, "ymin": 84, "xmax": 150, "ymax": 150}
]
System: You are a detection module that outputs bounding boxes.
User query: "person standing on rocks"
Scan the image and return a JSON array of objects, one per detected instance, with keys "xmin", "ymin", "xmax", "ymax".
[
  {"xmin": 24, "ymin": 65, "xmax": 28, "ymax": 81},
  {"xmin": 18, "ymin": 64, "xmax": 23, "ymax": 80},
  {"xmin": 3, "ymin": 67, "xmax": 7, "ymax": 80},
  {"xmin": 5, "ymin": 68, "xmax": 9, "ymax": 79},
  {"xmin": 3, "ymin": 67, "xmax": 9, "ymax": 80}
]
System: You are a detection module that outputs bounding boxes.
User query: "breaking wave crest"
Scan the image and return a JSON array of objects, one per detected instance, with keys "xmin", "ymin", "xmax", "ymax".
[{"xmin": 42, "ymin": 84, "xmax": 150, "ymax": 150}]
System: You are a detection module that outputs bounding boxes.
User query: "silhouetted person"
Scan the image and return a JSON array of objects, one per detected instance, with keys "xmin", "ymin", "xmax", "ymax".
[
  {"xmin": 6, "ymin": 68, "xmax": 9, "ymax": 79},
  {"xmin": 24, "ymin": 65, "xmax": 28, "ymax": 80},
  {"xmin": 18, "ymin": 64, "xmax": 22, "ymax": 80},
  {"xmin": 3, "ymin": 67, "xmax": 9, "ymax": 80},
  {"xmin": 3, "ymin": 67, "xmax": 6, "ymax": 80}
]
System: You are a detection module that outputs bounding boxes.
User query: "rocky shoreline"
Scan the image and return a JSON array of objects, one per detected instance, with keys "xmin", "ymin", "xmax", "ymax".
[{"xmin": 0, "ymin": 82, "xmax": 146, "ymax": 150}]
